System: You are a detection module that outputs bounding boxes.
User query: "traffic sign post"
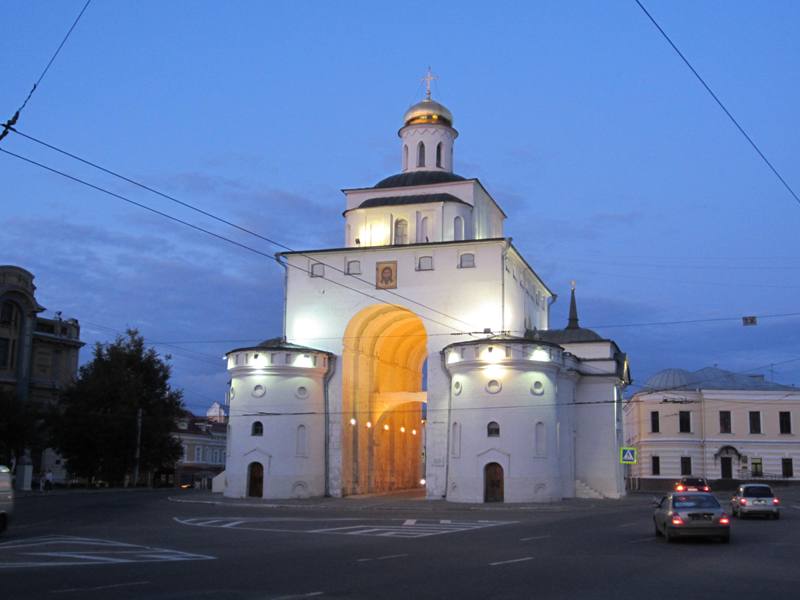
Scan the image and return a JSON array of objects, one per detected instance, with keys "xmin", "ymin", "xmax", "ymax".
[{"xmin": 620, "ymin": 447, "xmax": 637, "ymax": 465}]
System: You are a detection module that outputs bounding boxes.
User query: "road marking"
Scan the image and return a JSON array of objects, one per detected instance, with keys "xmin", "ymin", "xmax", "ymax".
[
  {"xmin": 441, "ymin": 519, "xmax": 452, "ymax": 524},
  {"xmin": 357, "ymin": 553, "xmax": 408, "ymax": 563},
  {"xmin": 0, "ymin": 536, "xmax": 214, "ymax": 569},
  {"xmin": 520, "ymin": 535, "xmax": 551, "ymax": 541},
  {"xmin": 618, "ymin": 522, "xmax": 638, "ymax": 528},
  {"xmin": 403, "ymin": 519, "xmax": 417, "ymax": 525},
  {"xmin": 52, "ymin": 581, "xmax": 150, "ymax": 594},
  {"xmin": 490, "ymin": 556, "xmax": 535, "ymax": 566},
  {"xmin": 791, "ymin": 505, "xmax": 800, "ymax": 511}
]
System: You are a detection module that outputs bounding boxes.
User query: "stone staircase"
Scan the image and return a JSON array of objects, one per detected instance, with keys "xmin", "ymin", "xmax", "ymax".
[{"xmin": 575, "ymin": 479, "xmax": 605, "ymax": 499}]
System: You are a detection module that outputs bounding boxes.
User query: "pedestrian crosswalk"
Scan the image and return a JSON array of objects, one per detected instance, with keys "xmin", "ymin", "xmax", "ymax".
[{"xmin": 175, "ymin": 517, "xmax": 514, "ymax": 538}]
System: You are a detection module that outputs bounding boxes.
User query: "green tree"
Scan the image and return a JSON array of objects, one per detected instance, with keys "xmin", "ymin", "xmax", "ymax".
[
  {"xmin": 50, "ymin": 330, "xmax": 184, "ymax": 485},
  {"xmin": 0, "ymin": 388, "xmax": 45, "ymax": 467}
]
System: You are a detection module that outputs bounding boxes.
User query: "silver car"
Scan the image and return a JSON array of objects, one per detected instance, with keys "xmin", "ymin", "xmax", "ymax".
[
  {"xmin": 653, "ymin": 492, "xmax": 731, "ymax": 543},
  {"xmin": 730, "ymin": 484, "xmax": 781, "ymax": 519},
  {"xmin": 0, "ymin": 465, "xmax": 13, "ymax": 534}
]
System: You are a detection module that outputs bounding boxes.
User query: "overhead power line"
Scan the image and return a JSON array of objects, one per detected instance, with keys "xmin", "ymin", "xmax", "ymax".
[
  {"xmin": 633, "ymin": 0, "xmax": 800, "ymax": 208},
  {"xmin": 0, "ymin": 1, "xmax": 92, "ymax": 142}
]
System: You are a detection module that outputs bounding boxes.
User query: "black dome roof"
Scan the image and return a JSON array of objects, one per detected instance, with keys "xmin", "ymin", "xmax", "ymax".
[{"xmin": 374, "ymin": 171, "xmax": 467, "ymax": 189}]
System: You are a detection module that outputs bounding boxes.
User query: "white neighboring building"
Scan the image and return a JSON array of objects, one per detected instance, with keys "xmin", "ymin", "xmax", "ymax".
[
  {"xmin": 223, "ymin": 87, "xmax": 630, "ymax": 502},
  {"xmin": 624, "ymin": 367, "xmax": 800, "ymax": 487}
]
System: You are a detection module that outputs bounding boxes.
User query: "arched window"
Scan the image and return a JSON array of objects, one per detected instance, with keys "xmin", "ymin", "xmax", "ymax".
[
  {"xmin": 251, "ymin": 421, "xmax": 263, "ymax": 436},
  {"xmin": 487, "ymin": 421, "xmax": 500, "ymax": 437},
  {"xmin": 394, "ymin": 219, "xmax": 409, "ymax": 244},
  {"xmin": 436, "ymin": 142, "xmax": 443, "ymax": 167},
  {"xmin": 403, "ymin": 145, "xmax": 409, "ymax": 170},
  {"xmin": 419, "ymin": 216, "xmax": 430, "ymax": 242},
  {"xmin": 454, "ymin": 216, "xmax": 464, "ymax": 241},
  {"xmin": 459, "ymin": 253, "xmax": 475, "ymax": 268},
  {"xmin": 296, "ymin": 424, "xmax": 307, "ymax": 457},
  {"xmin": 417, "ymin": 256, "xmax": 433, "ymax": 271},
  {"xmin": 417, "ymin": 141, "xmax": 425, "ymax": 167},
  {"xmin": 451, "ymin": 422, "xmax": 461, "ymax": 457},
  {"xmin": 535, "ymin": 421, "xmax": 546, "ymax": 457}
]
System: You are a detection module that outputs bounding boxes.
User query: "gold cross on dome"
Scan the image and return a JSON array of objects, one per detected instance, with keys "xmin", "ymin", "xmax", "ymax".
[{"xmin": 422, "ymin": 67, "xmax": 437, "ymax": 100}]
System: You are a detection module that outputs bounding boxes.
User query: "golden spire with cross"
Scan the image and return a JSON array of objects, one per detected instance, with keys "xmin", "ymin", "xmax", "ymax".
[{"xmin": 421, "ymin": 66, "xmax": 437, "ymax": 100}]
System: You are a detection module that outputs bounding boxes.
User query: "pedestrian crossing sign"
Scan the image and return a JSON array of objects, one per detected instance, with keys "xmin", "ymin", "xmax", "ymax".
[{"xmin": 620, "ymin": 447, "xmax": 637, "ymax": 464}]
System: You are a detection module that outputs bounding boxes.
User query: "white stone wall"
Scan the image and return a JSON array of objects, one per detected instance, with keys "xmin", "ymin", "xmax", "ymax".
[{"xmin": 399, "ymin": 123, "xmax": 457, "ymax": 172}]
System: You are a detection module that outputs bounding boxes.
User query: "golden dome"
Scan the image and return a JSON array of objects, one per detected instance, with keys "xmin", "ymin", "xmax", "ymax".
[{"xmin": 403, "ymin": 98, "xmax": 453, "ymax": 127}]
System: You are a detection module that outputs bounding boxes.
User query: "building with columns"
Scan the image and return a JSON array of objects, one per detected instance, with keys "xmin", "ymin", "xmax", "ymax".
[{"xmin": 223, "ymin": 84, "xmax": 630, "ymax": 503}]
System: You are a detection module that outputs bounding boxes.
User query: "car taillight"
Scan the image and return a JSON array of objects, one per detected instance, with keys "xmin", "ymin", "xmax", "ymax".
[
  {"xmin": 671, "ymin": 515, "xmax": 684, "ymax": 526},
  {"xmin": 740, "ymin": 498, "xmax": 747, "ymax": 506},
  {"xmin": 719, "ymin": 514, "xmax": 730, "ymax": 525},
  {"xmin": 773, "ymin": 498, "xmax": 780, "ymax": 505},
  {"xmin": 676, "ymin": 484, "xmax": 685, "ymax": 491},
  {"xmin": 702, "ymin": 486, "xmax": 710, "ymax": 492}
]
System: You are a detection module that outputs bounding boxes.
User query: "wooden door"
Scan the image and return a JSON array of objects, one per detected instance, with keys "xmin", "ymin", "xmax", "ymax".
[
  {"xmin": 720, "ymin": 457, "xmax": 732, "ymax": 479},
  {"xmin": 248, "ymin": 462, "xmax": 264, "ymax": 498},
  {"xmin": 484, "ymin": 462, "xmax": 504, "ymax": 503}
]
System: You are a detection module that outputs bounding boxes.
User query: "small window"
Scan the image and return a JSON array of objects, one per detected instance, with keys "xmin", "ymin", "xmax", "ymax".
[
  {"xmin": 346, "ymin": 260, "xmax": 361, "ymax": 275},
  {"xmin": 394, "ymin": 219, "xmax": 409, "ymax": 245},
  {"xmin": 534, "ymin": 421, "xmax": 546, "ymax": 457},
  {"xmin": 487, "ymin": 421, "xmax": 500, "ymax": 437},
  {"xmin": 251, "ymin": 421, "xmax": 263, "ymax": 436},
  {"xmin": 403, "ymin": 144, "xmax": 408, "ymax": 170},
  {"xmin": 417, "ymin": 141, "xmax": 425, "ymax": 167},
  {"xmin": 419, "ymin": 216, "xmax": 430, "ymax": 243},
  {"xmin": 417, "ymin": 256, "xmax": 433, "ymax": 271},
  {"xmin": 679, "ymin": 411, "xmax": 691, "ymax": 433},
  {"xmin": 719, "ymin": 411, "xmax": 731, "ymax": 434},
  {"xmin": 310, "ymin": 263, "xmax": 325, "ymax": 278},
  {"xmin": 651, "ymin": 455, "xmax": 661, "ymax": 476},
  {"xmin": 779, "ymin": 411, "xmax": 792, "ymax": 434},
  {"xmin": 195, "ymin": 446, "xmax": 202, "ymax": 462},
  {"xmin": 782, "ymin": 458, "xmax": 794, "ymax": 478},
  {"xmin": 296, "ymin": 424, "xmax": 307, "ymax": 457},
  {"xmin": 751, "ymin": 457, "xmax": 763, "ymax": 477},
  {"xmin": 749, "ymin": 411, "xmax": 762, "ymax": 434},
  {"xmin": 436, "ymin": 142, "xmax": 443, "ymax": 168},
  {"xmin": 650, "ymin": 411, "xmax": 660, "ymax": 433},
  {"xmin": 451, "ymin": 422, "xmax": 461, "ymax": 457},
  {"xmin": 459, "ymin": 253, "xmax": 475, "ymax": 268},
  {"xmin": 680, "ymin": 456, "xmax": 692, "ymax": 476}
]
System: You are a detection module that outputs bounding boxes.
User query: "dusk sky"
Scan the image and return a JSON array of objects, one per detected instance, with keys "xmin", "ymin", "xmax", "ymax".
[{"xmin": 2, "ymin": 1, "xmax": 798, "ymax": 414}]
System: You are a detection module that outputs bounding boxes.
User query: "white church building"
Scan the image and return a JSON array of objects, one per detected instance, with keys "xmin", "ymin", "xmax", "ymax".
[{"xmin": 223, "ymin": 83, "xmax": 631, "ymax": 503}]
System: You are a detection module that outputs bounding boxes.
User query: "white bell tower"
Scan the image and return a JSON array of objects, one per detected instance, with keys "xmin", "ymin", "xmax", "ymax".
[{"xmin": 399, "ymin": 68, "xmax": 458, "ymax": 173}]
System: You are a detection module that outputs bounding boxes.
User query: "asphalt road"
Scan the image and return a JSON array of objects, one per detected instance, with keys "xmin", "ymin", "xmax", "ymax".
[{"xmin": 3, "ymin": 487, "xmax": 800, "ymax": 599}]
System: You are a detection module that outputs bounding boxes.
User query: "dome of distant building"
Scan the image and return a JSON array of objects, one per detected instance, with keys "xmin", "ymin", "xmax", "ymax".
[
  {"xmin": 373, "ymin": 171, "xmax": 467, "ymax": 189},
  {"xmin": 403, "ymin": 98, "xmax": 454, "ymax": 127},
  {"xmin": 644, "ymin": 368, "xmax": 692, "ymax": 390}
]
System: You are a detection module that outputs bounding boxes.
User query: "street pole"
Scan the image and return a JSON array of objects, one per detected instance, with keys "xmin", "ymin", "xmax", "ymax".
[{"xmin": 133, "ymin": 408, "xmax": 142, "ymax": 487}]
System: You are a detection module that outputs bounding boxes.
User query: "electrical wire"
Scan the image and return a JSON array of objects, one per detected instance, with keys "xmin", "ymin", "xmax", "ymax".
[
  {"xmin": 0, "ymin": 1, "xmax": 92, "ymax": 142},
  {"xmin": 633, "ymin": 0, "xmax": 800, "ymax": 208}
]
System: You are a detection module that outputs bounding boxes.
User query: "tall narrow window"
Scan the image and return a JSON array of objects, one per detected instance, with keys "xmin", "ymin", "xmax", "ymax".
[
  {"xmin": 534, "ymin": 421, "xmax": 546, "ymax": 457},
  {"xmin": 251, "ymin": 421, "xmax": 263, "ymax": 436},
  {"xmin": 749, "ymin": 411, "xmax": 762, "ymax": 434},
  {"xmin": 451, "ymin": 422, "xmax": 461, "ymax": 457},
  {"xmin": 680, "ymin": 456, "xmax": 692, "ymax": 476},
  {"xmin": 487, "ymin": 421, "xmax": 500, "ymax": 437},
  {"xmin": 419, "ymin": 216, "xmax": 430, "ymax": 242},
  {"xmin": 453, "ymin": 216, "xmax": 464, "ymax": 241},
  {"xmin": 679, "ymin": 411, "xmax": 691, "ymax": 433},
  {"xmin": 417, "ymin": 141, "xmax": 425, "ymax": 167},
  {"xmin": 779, "ymin": 411, "xmax": 792, "ymax": 434},
  {"xmin": 296, "ymin": 425, "xmax": 307, "ymax": 457},
  {"xmin": 751, "ymin": 457, "xmax": 763, "ymax": 477},
  {"xmin": 650, "ymin": 411, "xmax": 660, "ymax": 433},
  {"xmin": 436, "ymin": 142, "xmax": 443, "ymax": 167},
  {"xmin": 651, "ymin": 456, "xmax": 661, "ymax": 476},
  {"xmin": 403, "ymin": 144, "xmax": 408, "ymax": 170},
  {"xmin": 394, "ymin": 219, "xmax": 408, "ymax": 244},
  {"xmin": 719, "ymin": 411, "xmax": 732, "ymax": 434},
  {"xmin": 782, "ymin": 458, "xmax": 794, "ymax": 478}
]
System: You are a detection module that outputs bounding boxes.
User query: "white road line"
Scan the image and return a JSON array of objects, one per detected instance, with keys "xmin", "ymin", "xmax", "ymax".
[
  {"xmin": 221, "ymin": 520, "xmax": 245, "ymax": 528},
  {"xmin": 403, "ymin": 519, "xmax": 417, "ymax": 525},
  {"xmin": 520, "ymin": 535, "xmax": 551, "ymax": 541},
  {"xmin": 51, "ymin": 581, "xmax": 150, "ymax": 594},
  {"xmin": 618, "ymin": 522, "xmax": 638, "ymax": 528},
  {"xmin": 440, "ymin": 519, "xmax": 452, "ymax": 524},
  {"xmin": 490, "ymin": 557, "xmax": 535, "ymax": 566},
  {"xmin": 377, "ymin": 554, "xmax": 408, "ymax": 560},
  {"xmin": 791, "ymin": 505, "xmax": 800, "ymax": 511}
]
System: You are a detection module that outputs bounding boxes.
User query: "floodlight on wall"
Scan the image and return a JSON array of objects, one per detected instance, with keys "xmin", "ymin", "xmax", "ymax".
[
  {"xmin": 383, "ymin": 424, "xmax": 390, "ymax": 431},
  {"xmin": 400, "ymin": 426, "xmax": 406, "ymax": 433},
  {"xmin": 349, "ymin": 418, "xmax": 357, "ymax": 426},
  {"xmin": 411, "ymin": 429, "xmax": 417, "ymax": 435},
  {"xmin": 366, "ymin": 421, "xmax": 372, "ymax": 428}
]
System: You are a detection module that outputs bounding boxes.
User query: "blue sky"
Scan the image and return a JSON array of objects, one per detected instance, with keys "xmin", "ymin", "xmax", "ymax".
[{"xmin": 2, "ymin": 1, "xmax": 799, "ymax": 413}]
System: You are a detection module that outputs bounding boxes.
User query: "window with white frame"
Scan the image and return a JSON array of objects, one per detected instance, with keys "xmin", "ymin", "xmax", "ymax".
[
  {"xmin": 417, "ymin": 256, "xmax": 433, "ymax": 271},
  {"xmin": 346, "ymin": 260, "xmax": 361, "ymax": 275},
  {"xmin": 310, "ymin": 263, "xmax": 325, "ymax": 277},
  {"xmin": 459, "ymin": 253, "xmax": 475, "ymax": 268}
]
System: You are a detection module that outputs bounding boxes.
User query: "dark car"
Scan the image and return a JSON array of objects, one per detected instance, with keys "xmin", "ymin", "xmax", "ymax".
[
  {"xmin": 0, "ymin": 465, "xmax": 13, "ymax": 534},
  {"xmin": 730, "ymin": 484, "xmax": 781, "ymax": 519},
  {"xmin": 673, "ymin": 477, "xmax": 711, "ymax": 492},
  {"xmin": 653, "ymin": 492, "xmax": 730, "ymax": 543}
]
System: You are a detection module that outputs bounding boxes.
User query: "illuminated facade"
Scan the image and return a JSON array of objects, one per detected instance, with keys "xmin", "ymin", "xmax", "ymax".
[{"xmin": 223, "ymin": 86, "xmax": 630, "ymax": 502}]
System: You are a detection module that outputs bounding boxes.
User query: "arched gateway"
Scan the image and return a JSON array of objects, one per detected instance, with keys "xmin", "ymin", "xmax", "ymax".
[{"xmin": 341, "ymin": 304, "xmax": 427, "ymax": 495}]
